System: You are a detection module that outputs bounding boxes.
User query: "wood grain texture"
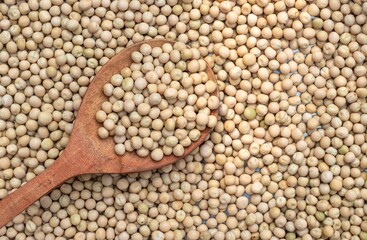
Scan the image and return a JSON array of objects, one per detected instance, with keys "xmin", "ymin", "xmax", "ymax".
[{"xmin": 0, "ymin": 39, "xmax": 219, "ymax": 228}]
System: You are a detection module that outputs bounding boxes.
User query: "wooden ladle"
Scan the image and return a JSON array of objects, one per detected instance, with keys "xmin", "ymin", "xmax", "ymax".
[{"xmin": 0, "ymin": 39, "xmax": 218, "ymax": 228}]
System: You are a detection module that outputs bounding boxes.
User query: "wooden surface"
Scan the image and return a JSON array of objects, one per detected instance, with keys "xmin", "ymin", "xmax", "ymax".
[{"xmin": 0, "ymin": 39, "xmax": 219, "ymax": 228}]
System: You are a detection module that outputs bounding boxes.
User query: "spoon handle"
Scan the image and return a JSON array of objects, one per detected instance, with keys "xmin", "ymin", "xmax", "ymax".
[{"xmin": 0, "ymin": 154, "xmax": 77, "ymax": 229}]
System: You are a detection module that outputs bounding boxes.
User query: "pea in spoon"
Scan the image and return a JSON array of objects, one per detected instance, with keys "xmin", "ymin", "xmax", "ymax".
[{"xmin": 0, "ymin": 39, "xmax": 218, "ymax": 228}]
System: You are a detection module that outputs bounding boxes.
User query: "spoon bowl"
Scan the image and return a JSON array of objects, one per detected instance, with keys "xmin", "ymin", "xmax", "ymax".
[{"xmin": 0, "ymin": 39, "xmax": 218, "ymax": 228}]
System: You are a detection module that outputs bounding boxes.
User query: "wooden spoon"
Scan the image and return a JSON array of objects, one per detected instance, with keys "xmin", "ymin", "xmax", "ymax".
[{"xmin": 0, "ymin": 39, "xmax": 218, "ymax": 228}]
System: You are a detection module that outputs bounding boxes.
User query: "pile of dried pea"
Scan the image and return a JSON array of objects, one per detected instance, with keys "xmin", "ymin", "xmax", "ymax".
[
  {"xmin": 0, "ymin": 0, "xmax": 367, "ymax": 239},
  {"xmin": 96, "ymin": 42, "xmax": 218, "ymax": 161}
]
